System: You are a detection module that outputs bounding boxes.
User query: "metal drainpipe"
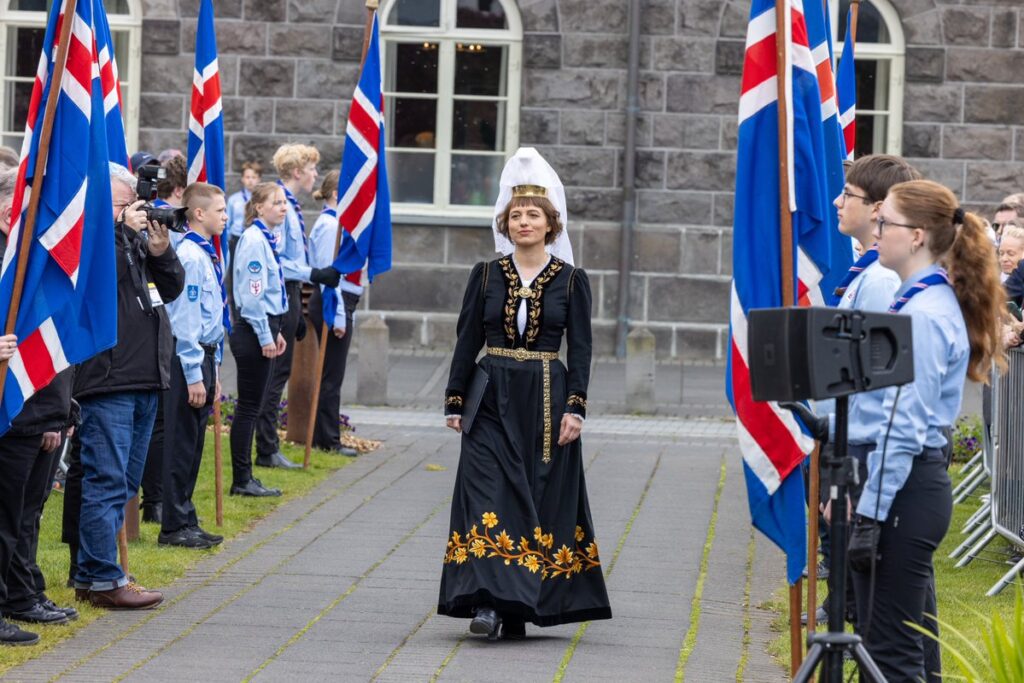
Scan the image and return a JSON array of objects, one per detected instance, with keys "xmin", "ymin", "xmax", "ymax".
[{"xmin": 615, "ymin": 0, "xmax": 642, "ymax": 359}]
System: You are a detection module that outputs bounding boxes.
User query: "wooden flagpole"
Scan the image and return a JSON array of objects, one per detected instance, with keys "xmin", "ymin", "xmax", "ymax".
[
  {"xmin": 775, "ymin": 0, "xmax": 803, "ymax": 674},
  {"xmin": 850, "ymin": 0, "xmax": 861, "ymax": 45},
  {"xmin": 0, "ymin": 0, "xmax": 79, "ymax": 403},
  {"xmin": 303, "ymin": 0, "xmax": 378, "ymax": 469},
  {"xmin": 806, "ymin": 443, "xmax": 820, "ymax": 636}
]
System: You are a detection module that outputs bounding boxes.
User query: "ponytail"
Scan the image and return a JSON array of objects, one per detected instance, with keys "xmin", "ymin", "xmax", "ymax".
[
  {"xmin": 889, "ymin": 180, "xmax": 1006, "ymax": 382},
  {"xmin": 244, "ymin": 182, "xmax": 282, "ymax": 227},
  {"xmin": 949, "ymin": 212, "xmax": 1006, "ymax": 381},
  {"xmin": 312, "ymin": 170, "xmax": 340, "ymax": 203}
]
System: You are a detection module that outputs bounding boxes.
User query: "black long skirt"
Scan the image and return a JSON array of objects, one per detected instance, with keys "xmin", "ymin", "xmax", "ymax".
[{"xmin": 437, "ymin": 356, "xmax": 612, "ymax": 627}]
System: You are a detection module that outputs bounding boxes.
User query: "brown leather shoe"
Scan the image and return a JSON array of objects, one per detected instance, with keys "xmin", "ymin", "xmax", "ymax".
[
  {"xmin": 87, "ymin": 583, "xmax": 163, "ymax": 610},
  {"xmin": 74, "ymin": 588, "xmax": 89, "ymax": 602}
]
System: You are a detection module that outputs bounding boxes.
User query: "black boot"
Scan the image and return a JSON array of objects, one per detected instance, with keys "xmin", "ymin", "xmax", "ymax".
[
  {"xmin": 501, "ymin": 615, "xmax": 526, "ymax": 640},
  {"xmin": 469, "ymin": 607, "xmax": 501, "ymax": 640}
]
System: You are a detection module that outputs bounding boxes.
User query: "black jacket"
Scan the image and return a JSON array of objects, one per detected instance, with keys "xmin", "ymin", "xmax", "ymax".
[{"xmin": 73, "ymin": 223, "xmax": 185, "ymax": 399}]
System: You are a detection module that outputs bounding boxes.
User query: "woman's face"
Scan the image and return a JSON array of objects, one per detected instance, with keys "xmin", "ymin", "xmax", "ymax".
[
  {"xmin": 508, "ymin": 203, "xmax": 551, "ymax": 249},
  {"xmin": 999, "ymin": 235, "xmax": 1024, "ymax": 274},
  {"xmin": 257, "ymin": 188, "xmax": 288, "ymax": 227},
  {"xmin": 874, "ymin": 195, "xmax": 924, "ymax": 272}
]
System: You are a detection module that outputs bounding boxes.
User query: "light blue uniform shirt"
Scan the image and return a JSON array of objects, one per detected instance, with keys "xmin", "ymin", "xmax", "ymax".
[
  {"xmin": 309, "ymin": 208, "xmax": 364, "ymax": 332},
  {"xmin": 166, "ymin": 238, "xmax": 225, "ymax": 384},
  {"xmin": 824, "ymin": 259, "xmax": 903, "ymax": 444},
  {"xmin": 857, "ymin": 264, "xmax": 968, "ymax": 521},
  {"xmin": 233, "ymin": 224, "xmax": 288, "ymax": 347},
  {"xmin": 226, "ymin": 189, "xmax": 250, "ymax": 240},
  {"xmin": 277, "ymin": 201, "xmax": 313, "ymax": 283}
]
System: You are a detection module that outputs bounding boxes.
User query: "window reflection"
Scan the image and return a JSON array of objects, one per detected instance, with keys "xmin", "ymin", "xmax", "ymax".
[
  {"xmin": 456, "ymin": 0, "xmax": 507, "ymax": 29},
  {"xmin": 9, "ymin": 0, "xmax": 129, "ymax": 12},
  {"xmin": 450, "ymin": 154, "xmax": 503, "ymax": 206},
  {"xmin": 454, "ymin": 44, "xmax": 506, "ymax": 97},
  {"xmin": 391, "ymin": 0, "xmax": 441, "ymax": 27},
  {"xmin": 838, "ymin": 0, "xmax": 889, "ymax": 43},
  {"xmin": 387, "ymin": 42, "xmax": 439, "ymax": 95}
]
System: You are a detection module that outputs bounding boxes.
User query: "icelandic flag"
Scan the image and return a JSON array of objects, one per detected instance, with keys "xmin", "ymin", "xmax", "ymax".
[
  {"xmin": 324, "ymin": 11, "xmax": 392, "ymax": 327},
  {"xmin": 186, "ymin": 0, "xmax": 225, "ymax": 257},
  {"xmin": 727, "ymin": 0, "xmax": 838, "ymax": 584},
  {"xmin": 94, "ymin": 1, "xmax": 127, "ymax": 165},
  {"xmin": 0, "ymin": 0, "xmax": 118, "ymax": 437},
  {"xmin": 837, "ymin": 7, "xmax": 857, "ymax": 159}
]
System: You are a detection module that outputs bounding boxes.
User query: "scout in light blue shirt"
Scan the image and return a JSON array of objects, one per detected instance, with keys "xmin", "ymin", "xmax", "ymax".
[
  {"xmin": 226, "ymin": 189, "xmax": 250, "ymax": 240},
  {"xmin": 167, "ymin": 236, "xmax": 225, "ymax": 382},
  {"xmin": 276, "ymin": 181, "xmax": 313, "ymax": 283},
  {"xmin": 233, "ymin": 219, "xmax": 288, "ymax": 347},
  {"xmin": 856, "ymin": 264, "xmax": 968, "ymax": 521},
  {"xmin": 309, "ymin": 208, "xmax": 364, "ymax": 333}
]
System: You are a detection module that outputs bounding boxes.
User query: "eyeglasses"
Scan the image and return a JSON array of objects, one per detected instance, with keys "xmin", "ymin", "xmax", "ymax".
[
  {"xmin": 837, "ymin": 189, "xmax": 871, "ymax": 207},
  {"xmin": 875, "ymin": 216, "xmax": 920, "ymax": 233}
]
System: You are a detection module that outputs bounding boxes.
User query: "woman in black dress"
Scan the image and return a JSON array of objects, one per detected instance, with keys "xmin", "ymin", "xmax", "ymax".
[{"xmin": 438, "ymin": 149, "xmax": 611, "ymax": 640}]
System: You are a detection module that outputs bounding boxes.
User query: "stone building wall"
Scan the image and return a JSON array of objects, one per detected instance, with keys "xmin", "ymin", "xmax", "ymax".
[{"xmin": 134, "ymin": 0, "xmax": 1024, "ymax": 360}]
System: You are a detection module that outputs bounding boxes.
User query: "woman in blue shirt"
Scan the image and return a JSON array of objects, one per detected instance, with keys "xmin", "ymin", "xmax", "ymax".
[
  {"xmin": 850, "ymin": 179, "xmax": 1004, "ymax": 681},
  {"xmin": 227, "ymin": 183, "xmax": 290, "ymax": 498}
]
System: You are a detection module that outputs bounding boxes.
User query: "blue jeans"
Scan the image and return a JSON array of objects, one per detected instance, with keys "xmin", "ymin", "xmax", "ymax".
[{"xmin": 76, "ymin": 391, "xmax": 158, "ymax": 590}]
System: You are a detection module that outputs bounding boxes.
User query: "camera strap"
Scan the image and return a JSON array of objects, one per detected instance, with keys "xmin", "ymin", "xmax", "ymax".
[{"xmin": 120, "ymin": 225, "xmax": 154, "ymax": 314}]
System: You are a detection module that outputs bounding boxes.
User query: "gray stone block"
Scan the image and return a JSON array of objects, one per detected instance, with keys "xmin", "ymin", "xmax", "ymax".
[
  {"xmin": 524, "ymin": 34, "xmax": 561, "ymax": 69},
  {"xmin": 560, "ymin": 0, "xmax": 627, "ymax": 32},
  {"xmin": 942, "ymin": 124, "xmax": 1012, "ymax": 160},
  {"xmin": 666, "ymin": 151, "xmax": 736, "ymax": 192},
  {"xmin": 636, "ymin": 150, "xmax": 665, "ymax": 189},
  {"xmin": 294, "ymin": 61, "xmax": 361, "ymax": 99},
  {"xmin": 289, "ymin": 0, "xmax": 335, "ymax": 23},
  {"xmin": 564, "ymin": 34, "xmax": 628, "ymax": 69},
  {"xmin": 142, "ymin": 0, "xmax": 186, "ymax": 18},
  {"xmin": 676, "ymin": 328, "xmax": 719, "ymax": 360},
  {"xmin": 178, "ymin": 0, "xmax": 242, "ymax": 18},
  {"xmin": 720, "ymin": 118, "xmax": 737, "ymax": 151},
  {"xmin": 142, "ymin": 19, "xmax": 180, "ymax": 55},
  {"xmin": 647, "ymin": 275, "xmax": 729, "ymax": 324},
  {"xmin": 537, "ymin": 146, "xmax": 616, "ymax": 187},
  {"xmin": 269, "ymin": 24, "xmax": 334, "ymax": 58},
  {"xmin": 947, "ymin": 48, "xmax": 1024, "ymax": 84},
  {"xmin": 906, "ymin": 47, "xmax": 945, "ymax": 83},
  {"xmin": 719, "ymin": 1, "xmax": 748, "ymax": 38},
  {"xmin": 909, "ymin": 159, "xmax": 965, "ymax": 195},
  {"xmin": 357, "ymin": 315, "xmax": 389, "ymax": 406},
  {"xmin": 637, "ymin": 190, "xmax": 712, "ymax": 225},
  {"xmin": 681, "ymin": 229, "xmax": 722, "ymax": 276},
  {"xmin": 561, "ymin": 110, "xmax": 605, "ymax": 146},
  {"xmin": 678, "ymin": 0, "xmax": 722, "ymax": 36},
  {"xmin": 626, "ymin": 328, "xmax": 656, "ymax": 413},
  {"xmin": 222, "ymin": 97, "xmax": 246, "ymax": 131},
  {"xmin": 141, "ymin": 54, "xmax": 195, "ymax": 92},
  {"xmin": 652, "ymin": 114, "xmax": 719, "ymax": 150},
  {"xmin": 714, "ymin": 40, "xmax": 744, "ymax": 76},
  {"xmin": 641, "ymin": 0, "xmax": 676, "ymax": 36},
  {"xmin": 211, "ymin": 20, "xmax": 267, "ymax": 55},
  {"xmin": 964, "ymin": 85, "xmax": 1024, "ymax": 125},
  {"xmin": 139, "ymin": 93, "xmax": 185, "ymax": 130},
  {"xmin": 238, "ymin": 58, "xmax": 295, "ymax": 98},
  {"xmin": 244, "ymin": 0, "xmax": 286, "ymax": 22},
  {"xmin": 902, "ymin": 123, "xmax": 940, "ymax": 158},
  {"xmin": 652, "ymin": 37, "xmax": 715, "ymax": 73},
  {"xmin": 640, "ymin": 73, "xmax": 665, "ymax": 112},
  {"xmin": 606, "ymin": 112, "xmax": 653, "ymax": 146},
  {"xmin": 231, "ymin": 134, "xmax": 291, "ymax": 173},
  {"xmin": 941, "ymin": 7, "xmax": 990, "ymax": 46},
  {"xmin": 138, "ymin": 130, "xmax": 187, "ymax": 157},
  {"xmin": 245, "ymin": 99, "xmax": 274, "ymax": 133},
  {"xmin": 335, "ymin": 0, "xmax": 368, "ymax": 25},
  {"xmin": 597, "ymin": 274, "xmax": 647, "ymax": 326},
  {"xmin": 520, "ymin": 109, "xmax": 559, "ymax": 145},
  {"xmin": 566, "ymin": 188, "xmax": 625, "ymax": 222},
  {"xmin": 523, "ymin": 71, "xmax": 620, "ymax": 110},
  {"xmin": 274, "ymin": 100, "xmax": 336, "ymax": 135},
  {"xmin": 904, "ymin": 9, "xmax": 943, "ymax": 46},
  {"xmin": 992, "ymin": 9, "xmax": 1016, "ymax": 48},
  {"xmin": 333, "ymin": 25, "xmax": 364, "ymax": 62},
  {"xmin": 581, "ymin": 227, "xmax": 622, "ymax": 271},
  {"xmin": 392, "ymin": 225, "xmax": 445, "ymax": 264},
  {"xmin": 367, "ymin": 267, "xmax": 466, "ymax": 312},
  {"xmin": 720, "ymin": 229, "xmax": 733, "ymax": 275},
  {"xmin": 633, "ymin": 228, "xmax": 681, "ymax": 272},
  {"xmin": 904, "ymin": 83, "xmax": 962, "ymax": 123},
  {"xmin": 447, "ymin": 226, "xmax": 493, "ymax": 265},
  {"xmin": 713, "ymin": 192, "xmax": 734, "ymax": 227},
  {"xmin": 965, "ymin": 162, "xmax": 1024, "ymax": 202},
  {"xmin": 666, "ymin": 74, "xmax": 740, "ymax": 115},
  {"xmin": 520, "ymin": 0, "xmax": 559, "ymax": 32}
]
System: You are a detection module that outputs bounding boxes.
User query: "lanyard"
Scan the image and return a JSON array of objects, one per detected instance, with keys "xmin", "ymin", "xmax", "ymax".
[
  {"xmin": 889, "ymin": 268, "xmax": 951, "ymax": 313},
  {"xmin": 182, "ymin": 230, "xmax": 231, "ymax": 333},
  {"xmin": 833, "ymin": 246, "xmax": 880, "ymax": 298}
]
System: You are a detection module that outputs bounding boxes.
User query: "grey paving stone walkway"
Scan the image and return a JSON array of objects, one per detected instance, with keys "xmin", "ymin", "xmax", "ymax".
[{"xmin": 4, "ymin": 411, "xmax": 787, "ymax": 683}]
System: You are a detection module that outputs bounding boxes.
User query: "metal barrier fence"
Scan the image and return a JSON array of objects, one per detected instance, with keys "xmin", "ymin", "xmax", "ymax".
[{"xmin": 988, "ymin": 347, "xmax": 1024, "ymax": 595}]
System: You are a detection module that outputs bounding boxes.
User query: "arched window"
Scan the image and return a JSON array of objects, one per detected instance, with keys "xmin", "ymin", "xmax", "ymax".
[
  {"xmin": 0, "ymin": 0, "xmax": 141, "ymax": 152},
  {"xmin": 381, "ymin": 0, "xmax": 522, "ymax": 220},
  {"xmin": 830, "ymin": 0, "xmax": 905, "ymax": 156}
]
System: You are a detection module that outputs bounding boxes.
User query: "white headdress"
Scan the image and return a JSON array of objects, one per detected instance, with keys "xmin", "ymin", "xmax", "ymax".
[{"xmin": 491, "ymin": 147, "xmax": 574, "ymax": 265}]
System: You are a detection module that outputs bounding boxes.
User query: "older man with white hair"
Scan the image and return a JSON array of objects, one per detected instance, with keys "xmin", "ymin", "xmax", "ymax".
[{"xmin": 70, "ymin": 163, "xmax": 184, "ymax": 611}]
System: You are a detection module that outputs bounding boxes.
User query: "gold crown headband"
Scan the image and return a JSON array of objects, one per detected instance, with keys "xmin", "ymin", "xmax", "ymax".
[{"xmin": 512, "ymin": 184, "xmax": 547, "ymax": 198}]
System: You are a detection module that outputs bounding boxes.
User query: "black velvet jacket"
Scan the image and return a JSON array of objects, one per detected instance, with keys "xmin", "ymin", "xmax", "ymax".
[{"xmin": 445, "ymin": 256, "xmax": 592, "ymax": 419}]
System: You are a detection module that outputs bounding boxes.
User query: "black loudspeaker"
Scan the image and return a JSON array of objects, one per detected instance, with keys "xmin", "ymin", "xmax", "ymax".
[{"xmin": 748, "ymin": 307, "xmax": 914, "ymax": 403}]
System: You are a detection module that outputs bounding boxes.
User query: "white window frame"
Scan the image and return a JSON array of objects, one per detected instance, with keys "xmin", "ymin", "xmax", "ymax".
[
  {"xmin": 380, "ymin": 0, "xmax": 522, "ymax": 223},
  {"xmin": 830, "ymin": 0, "xmax": 905, "ymax": 155},
  {"xmin": 0, "ymin": 0, "xmax": 141, "ymax": 152}
]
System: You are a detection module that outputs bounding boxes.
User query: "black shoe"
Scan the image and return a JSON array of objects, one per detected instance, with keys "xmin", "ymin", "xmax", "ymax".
[
  {"xmin": 800, "ymin": 605, "xmax": 829, "ymax": 626},
  {"xmin": 189, "ymin": 525, "xmax": 223, "ymax": 545},
  {"xmin": 0, "ymin": 619, "xmax": 39, "ymax": 646},
  {"xmin": 501, "ymin": 616, "xmax": 526, "ymax": 640},
  {"xmin": 255, "ymin": 452, "xmax": 301, "ymax": 469},
  {"xmin": 469, "ymin": 607, "xmax": 501, "ymax": 640},
  {"xmin": 230, "ymin": 479, "xmax": 282, "ymax": 497},
  {"xmin": 39, "ymin": 597, "xmax": 78, "ymax": 621},
  {"xmin": 158, "ymin": 527, "xmax": 216, "ymax": 549},
  {"xmin": 140, "ymin": 503, "xmax": 162, "ymax": 524},
  {"xmin": 3, "ymin": 602, "xmax": 68, "ymax": 625},
  {"xmin": 317, "ymin": 444, "xmax": 359, "ymax": 457}
]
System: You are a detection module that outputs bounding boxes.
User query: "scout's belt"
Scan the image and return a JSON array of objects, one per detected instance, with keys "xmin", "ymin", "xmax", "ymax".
[
  {"xmin": 487, "ymin": 347, "xmax": 558, "ymax": 362},
  {"xmin": 486, "ymin": 347, "xmax": 557, "ymax": 463}
]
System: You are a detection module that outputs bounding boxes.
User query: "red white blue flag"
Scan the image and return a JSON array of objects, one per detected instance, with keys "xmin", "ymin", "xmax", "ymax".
[
  {"xmin": 836, "ymin": 8, "xmax": 857, "ymax": 159},
  {"xmin": 186, "ymin": 0, "xmax": 225, "ymax": 256},
  {"xmin": 727, "ymin": 0, "xmax": 840, "ymax": 584},
  {"xmin": 0, "ymin": 0, "xmax": 118, "ymax": 436},
  {"xmin": 331, "ymin": 12, "xmax": 391, "ymax": 287},
  {"xmin": 94, "ymin": 1, "xmax": 127, "ymax": 165}
]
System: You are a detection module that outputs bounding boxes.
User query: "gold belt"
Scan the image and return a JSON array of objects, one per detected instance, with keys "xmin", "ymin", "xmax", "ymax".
[{"xmin": 486, "ymin": 347, "xmax": 556, "ymax": 463}]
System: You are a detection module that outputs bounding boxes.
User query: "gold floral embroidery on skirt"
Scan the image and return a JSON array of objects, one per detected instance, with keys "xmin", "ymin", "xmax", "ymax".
[{"xmin": 444, "ymin": 512, "xmax": 601, "ymax": 580}]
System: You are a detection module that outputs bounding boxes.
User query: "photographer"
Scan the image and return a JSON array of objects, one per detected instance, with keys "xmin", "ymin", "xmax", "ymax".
[{"xmin": 71, "ymin": 163, "xmax": 184, "ymax": 610}]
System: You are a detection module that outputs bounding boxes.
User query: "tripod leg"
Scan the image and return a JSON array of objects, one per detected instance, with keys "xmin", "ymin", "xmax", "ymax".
[
  {"xmin": 851, "ymin": 643, "xmax": 888, "ymax": 683},
  {"xmin": 792, "ymin": 643, "xmax": 825, "ymax": 683}
]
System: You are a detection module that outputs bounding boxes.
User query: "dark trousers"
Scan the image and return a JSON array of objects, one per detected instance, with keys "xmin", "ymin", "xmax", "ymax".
[
  {"xmin": 255, "ymin": 282, "xmax": 301, "ymax": 458},
  {"xmin": 852, "ymin": 454, "xmax": 952, "ymax": 683},
  {"xmin": 822, "ymin": 444, "xmax": 870, "ymax": 624},
  {"xmin": 229, "ymin": 316, "xmax": 282, "ymax": 487},
  {"xmin": 309, "ymin": 288, "xmax": 358, "ymax": 449},
  {"xmin": 0, "ymin": 433, "xmax": 44, "ymax": 607},
  {"xmin": 62, "ymin": 432, "xmax": 82, "ymax": 583},
  {"xmin": 140, "ymin": 393, "xmax": 166, "ymax": 511},
  {"xmin": 161, "ymin": 352, "xmax": 216, "ymax": 533}
]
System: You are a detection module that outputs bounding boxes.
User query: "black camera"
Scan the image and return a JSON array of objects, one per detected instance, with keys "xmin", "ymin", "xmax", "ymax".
[{"xmin": 135, "ymin": 165, "xmax": 187, "ymax": 233}]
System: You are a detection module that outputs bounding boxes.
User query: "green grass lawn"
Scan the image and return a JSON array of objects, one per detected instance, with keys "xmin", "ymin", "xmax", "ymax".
[
  {"xmin": 0, "ymin": 439, "xmax": 354, "ymax": 674},
  {"xmin": 766, "ymin": 461, "xmax": 1020, "ymax": 676}
]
